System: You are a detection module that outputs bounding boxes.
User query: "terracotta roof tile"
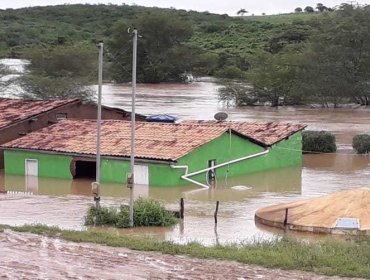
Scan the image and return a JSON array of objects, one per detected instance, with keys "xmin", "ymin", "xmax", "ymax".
[
  {"xmin": 0, "ymin": 98, "xmax": 79, "ymax": 128},
  {"xmin": 182, "ymin": 120, "xmax": 306, "ymax": 146},
  {"xmin": 2, "ymin": 120, "xmax": 228, "ymax": 161},
  {"xmin": 2, "ymin": 119, "xmax": 306, "ymax": 161}
]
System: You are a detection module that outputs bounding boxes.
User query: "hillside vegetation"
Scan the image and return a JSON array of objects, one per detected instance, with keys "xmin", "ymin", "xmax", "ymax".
[
  {"xmin": 1, "ymin": 4, "xmax": 370, "ymax": 107},
  {"xmin": 0, "ymin": 4, "xmax": 314, "ymax": 59}
]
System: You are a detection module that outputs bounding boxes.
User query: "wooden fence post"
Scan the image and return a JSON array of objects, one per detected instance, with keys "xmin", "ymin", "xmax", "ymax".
[
  {"xmin": 180, "ymin": 198, "xmax": 184, "ymax": 219},
  {"xmin": 283, "ymin": 208, "xmax": 289, "ymax": 226},
  {"xmin": 214, "ymin": 201, "xmax": 220, "ymax": 224}
]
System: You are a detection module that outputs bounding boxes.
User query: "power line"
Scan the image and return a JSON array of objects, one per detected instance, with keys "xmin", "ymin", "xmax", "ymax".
[{"xmin": 275, "ymin": 146, "xmax": 363, "ymax": 156}]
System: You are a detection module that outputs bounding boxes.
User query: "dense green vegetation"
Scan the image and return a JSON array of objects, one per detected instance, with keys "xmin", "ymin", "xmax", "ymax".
[
  {"xmin": 85, "ymin": 198, "xmax": 178, "ymax": 228},
  {"xmin": 352, "ymin": 134, "xmax": 370, "ymax": 154},
  {"xmin": 0, "ymin": 4, "xmax": 314, "ymax": 58},
  {"xmin": 2, "ymin": 3, "xmax": 370, "ymax": 106},
  {"xmin": 2, "ymin": 224, "xmax": 370, "ymax": 278},
  {"xmin": 19, "ymin": 43, "xmax": 96, "ymax": 100},
  {"xmin": 302, "ymin": 131, "xmax": 337, "ymax": 153},
  {"xmin": 0, "ymin": 4, "xmax": 317, "ymax": 84},
  {"xmin": 219, "ymin": 4, "xmax": 370, "ymax": 107}
]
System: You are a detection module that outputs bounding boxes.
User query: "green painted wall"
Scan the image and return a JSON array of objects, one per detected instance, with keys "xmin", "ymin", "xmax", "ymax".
[
  {"xmin": 3, "ymin": 131, "xmax": 302, "ymax": 186},
  {"xmin": 4, "ymin": 150, "xmax": 73, "ymax": 179},
  {"xmin": 154, "ymin": 131, "xmax": 302, "ymax": 186},
  {"xmin": 100, "ymin": 158, "xmax": 129, "ymax": 183}
]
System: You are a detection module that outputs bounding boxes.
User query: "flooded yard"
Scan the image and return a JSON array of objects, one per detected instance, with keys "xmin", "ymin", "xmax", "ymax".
[{"xmin": 1, "ymin": 76, "xmax": 370, "ymax": 245}]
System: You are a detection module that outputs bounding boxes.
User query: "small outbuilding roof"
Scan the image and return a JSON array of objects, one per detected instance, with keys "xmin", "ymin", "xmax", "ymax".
[
  {"xmin": 182, "ymin": 120, "xmax": 306, "ymax": 146},
  {"xmin": 255, "ymin": 188, "xmax": 370, "ymax": 234},
  {"xmin": 2, "ymin": 119, "xmax": 305, "ymax": 161},
  {"xmin": 0, "ymin": 98, "xmax": 79, "ymax": 129}
]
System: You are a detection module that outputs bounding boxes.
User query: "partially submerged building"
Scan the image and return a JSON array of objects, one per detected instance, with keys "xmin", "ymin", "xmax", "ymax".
[
  {"xmin": 0, "ymin": 98, "xmax": 145, "ymax": 167},
  {"xmin": 255, "ymin": 188, "xmax": 370, "ymax": 235},
  {"xmin": 1, "ymin": 119, "xmax": 306, "ymax": 187}
]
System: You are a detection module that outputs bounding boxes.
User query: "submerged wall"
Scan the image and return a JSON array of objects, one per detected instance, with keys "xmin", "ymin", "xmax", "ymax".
[
  {"xmin": 3, "ymin": 131, "xmax": 302, "ymax": 186},
  {"xmin": 4, "ymin": 151, "xmax": 73, "ymax": 179}
]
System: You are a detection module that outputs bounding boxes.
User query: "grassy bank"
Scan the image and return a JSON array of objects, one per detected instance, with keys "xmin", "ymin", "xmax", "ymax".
[{"xmin": 1, "ymin": 224, "xmax": 369, "ymax": 278}]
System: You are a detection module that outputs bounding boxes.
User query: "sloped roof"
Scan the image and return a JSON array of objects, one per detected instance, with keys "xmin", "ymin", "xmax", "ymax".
[
  {"xmin": 182, "ymin": 120, "xmax": 306, "ymax": 146},
  {"xmin": 256, "ymin": 188, "xmax": 370, "ymax": 233},
  {"xmin": 0, "ymin": 98, "xmax": 80, "ymax": 129},
  {"xmin": 2, "ymin": 119, "xmax": 228, "ymax": 161},
  {"xmin": 2, "ymin": 119, "xmax": 305, "ymax": 161}
]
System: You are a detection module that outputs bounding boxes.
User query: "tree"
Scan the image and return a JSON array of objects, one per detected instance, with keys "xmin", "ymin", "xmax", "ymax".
[
  {"xmin": 237, "ymin": 9, "xmax": 248, "ymax": 16},
  {"xmin": 316, "ymin": 3, "xmax": 328, "ymax": 12},
  {"xmin": 295, "ymin": 5, "xmax": 370, "ymax": 106},
  {"xmin": 266, "ymin": 24, "xmax": 313, "ymax": 54},
  {"xmin": 295, "ymin": 7, "xmax": 303, "ymax": 13},
  {"xmin": 108, "ymin": 12, "xmax": 195, "ymax": 83},
  {"xmin": 18, "ymin": 43, "xmax": 97, "ymax": 100},
  {"xmin": 219, "ymin": 52, "xmax": 301, "ymax": 107},
  {"xmin": 304, "ymin": 6, "xmax": 315, "ymax": 13}
]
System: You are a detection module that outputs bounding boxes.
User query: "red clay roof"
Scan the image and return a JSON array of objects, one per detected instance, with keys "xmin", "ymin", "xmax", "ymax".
[
  {"xmin": 182, "ymin": 120, "xmax": 306, "ymax": 146},
  {"xmin": 2, "ymin": 119, "xmax": 228, "ymax": 161},
  {"xmin": 2, "ymin": 119, "xmax": 305, "ymax": 161},
  {"xmin": 0, "ymin": 98, "xmax": 79, "ymax": 129}
]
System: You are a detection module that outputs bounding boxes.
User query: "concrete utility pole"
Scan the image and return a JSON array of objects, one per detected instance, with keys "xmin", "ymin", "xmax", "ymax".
[
  {"xmin": 128, "ymin": 29, "xmax": 138, "ymax": 227},
  {"xmin": 93, "ymin": 42, "xmax": 103, "ymax": 208}
]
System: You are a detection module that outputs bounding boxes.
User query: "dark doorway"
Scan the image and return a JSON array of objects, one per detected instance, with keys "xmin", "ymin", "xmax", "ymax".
[{"xmin": 74, "ymin": 161, "xmax": 96, "ymax": 179}]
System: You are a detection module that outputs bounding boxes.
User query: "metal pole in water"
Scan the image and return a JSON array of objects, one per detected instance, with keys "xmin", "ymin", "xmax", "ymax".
[
  {"xmin": 128, "ymin": 29, "xmax": 138, "ymax": 227},
  {"xmin": 94, "ymin": 42, "xmax": 103, "ymax": 209}
]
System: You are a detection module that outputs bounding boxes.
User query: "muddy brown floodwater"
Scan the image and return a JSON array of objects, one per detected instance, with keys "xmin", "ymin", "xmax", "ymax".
[
  {"xmin": 1, "ymin": 61, "xmax": 370, "ymax": 278},
  {"xmin": 1, "ymin": 80, "xmax": 370, "ymax": 245}
]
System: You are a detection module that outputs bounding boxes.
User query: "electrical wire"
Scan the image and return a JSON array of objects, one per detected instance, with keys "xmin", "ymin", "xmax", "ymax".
[{"xmin": 274, "ymin": 145, "xmax": 365, "ymax": 156}]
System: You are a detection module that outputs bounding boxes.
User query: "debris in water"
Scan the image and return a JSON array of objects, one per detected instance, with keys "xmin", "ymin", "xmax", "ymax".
[{"xmin": 231, "ymin": 186, "xmax": 252, "ymax": 191}]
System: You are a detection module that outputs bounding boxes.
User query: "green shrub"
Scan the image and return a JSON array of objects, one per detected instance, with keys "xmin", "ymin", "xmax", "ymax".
[
  {"xmin": 352, "ymin": 134, "xmax": 370, "ymax": 154},
  {"xmin": 134, "ymin": 198, "xmax": 178, "ymax": 227},
  {"xmin": 302, "ymin": 130, "xmax": 337, "ymax": 153},
  {"xmin": 84, "ymin": 198, "xmax": 178, "ymax": 228},
  {"xmin": 115, "ymin": 205, "xmax": 130, "ymax": 228},
  {"xmin": 84, "ymin": 205, "xmax": 117, "ymax": 226}
]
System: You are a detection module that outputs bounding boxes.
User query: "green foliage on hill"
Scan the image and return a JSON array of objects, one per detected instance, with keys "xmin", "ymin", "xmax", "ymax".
[
  {"xmin": 0, "ymin": 4, "xmax": 315, "ymax": 69},
  {"xmin": 4, "ymin": 3, "xmax": 370, "ymax": 106}
]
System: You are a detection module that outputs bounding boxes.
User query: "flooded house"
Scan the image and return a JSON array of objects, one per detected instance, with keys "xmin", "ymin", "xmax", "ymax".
[
  {"xmin": 1, "ymin": 119, "xmax": 305, "ymax": 187},
  {"xmin": 0, "ymin": 98, "xmax": 145, "ymax": 168}
]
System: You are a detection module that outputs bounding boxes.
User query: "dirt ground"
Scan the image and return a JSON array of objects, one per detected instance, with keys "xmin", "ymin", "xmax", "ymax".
[{"xmin": 0, "ymin": 230, "xmax": 362, "ymax": 280}]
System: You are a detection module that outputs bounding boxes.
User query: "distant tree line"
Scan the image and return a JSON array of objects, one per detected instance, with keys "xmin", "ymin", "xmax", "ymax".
[{"xmin": 295, "ymin": 3, "xmax": 334, "ymax": 13}]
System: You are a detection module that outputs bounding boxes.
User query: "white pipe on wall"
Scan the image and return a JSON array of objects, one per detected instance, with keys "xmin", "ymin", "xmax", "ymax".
[{"xmin": 171, "ymin": 149, "xmax": 270, "ymax": 189}]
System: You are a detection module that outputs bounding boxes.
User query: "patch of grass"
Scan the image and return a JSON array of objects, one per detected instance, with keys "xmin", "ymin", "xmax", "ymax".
[
  {"xmin": 85, "ymin": 198, "xmax": 178, "ymax": 228},
  {"xmin": 1, "ymin": 224, "xmax": 370, "ymax": 278}
]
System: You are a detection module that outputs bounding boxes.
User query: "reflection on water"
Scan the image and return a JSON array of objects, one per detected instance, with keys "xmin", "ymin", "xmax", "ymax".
[{"xmin": 2, "ymin": 166, "xmax": 302, "ymax": 199}]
